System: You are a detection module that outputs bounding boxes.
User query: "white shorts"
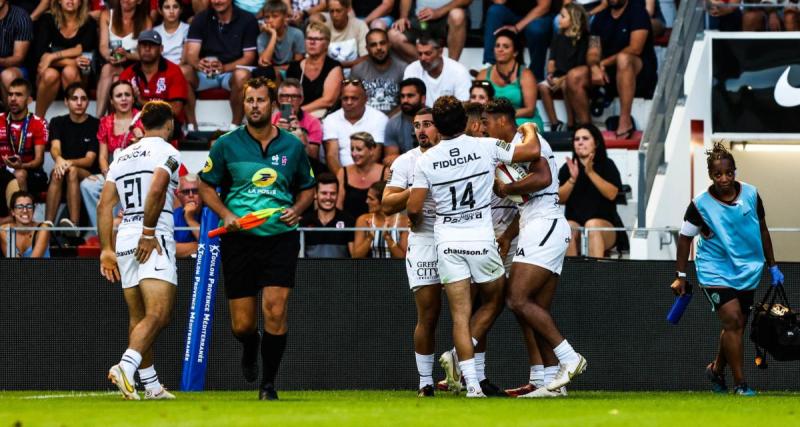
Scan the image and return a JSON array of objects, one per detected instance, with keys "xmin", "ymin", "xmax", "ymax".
[
  {"xmin": 116, "ymin": 233, "xmax": 178, "ymax": 289},
  {"xmin": 503, "ymin": 236, "xmax": 519, "ymax": 277},
  {"xmin": 513, "ymin": 217, "xmax": 570, "ymax": 275},
  {"xmin": 436, "ymin": 240, "xmax": 505, "ymax": 285},
  {"xmin": 405, "ymin": 235, "xmax": 440, "ymax": 290}
]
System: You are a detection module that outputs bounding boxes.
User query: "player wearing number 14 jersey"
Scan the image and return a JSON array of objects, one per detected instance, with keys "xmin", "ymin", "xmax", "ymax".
[
  {"xmin": 98, "ymin": 101, "xmax": 181, "ymax": 400},
  {"xmin": 408, "ymin": 96, "xmax": 542, "ymax": 398}
]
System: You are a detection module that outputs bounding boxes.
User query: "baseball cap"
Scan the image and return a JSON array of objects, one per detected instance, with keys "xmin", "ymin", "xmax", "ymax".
[{"xmin": 138, "ymin": 30, "xmax": 162, "ymax": 45}]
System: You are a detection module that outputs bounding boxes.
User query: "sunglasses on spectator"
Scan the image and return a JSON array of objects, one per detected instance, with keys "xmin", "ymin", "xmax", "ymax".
[
  {"xmin": 472, "ymin": 80, "xmax": 492, "ymax": 88},
  {"xmin": 14, "ymin": 204, "xmax": 34, "ymax": 210},
  {"xmin": 180, "ymin": 189, "xmax": 199, "ymax": 195},
  {"xmin": 342, "ymin": 79, "xmax": 364, "ymax": 88}
]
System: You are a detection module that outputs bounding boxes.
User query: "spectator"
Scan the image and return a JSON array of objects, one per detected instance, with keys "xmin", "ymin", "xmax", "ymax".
[
  {"xmin": 34, "ymin": 0, "xmax": 98, "ymax": 118},
  {"xmin": 351, "ymin": 180, "xmax": 408, "ymax": 259},
  {"xmin": 153, "ymin": 0, "xmax": 190, "ymax": 65},
  {"xmin": 476, "ymin": 29, "xmax": 544, "ymax": 129},
  {"xmin": 388, "ymin": 0, "xmax": 469, "ymax": 61},
  {"xmin": 565, "ymin": 0, "xmax": 656, "ymax": 139},
  {"xmin": 706, "ymin": 0, "xmax": 742, "ymax": 32},
  {"xmin": 567, "ymin": 0, "xmax": 607, "ymax": 17},
  {"xmin": 287, "ymin": 0, "xmax": 326, "ymax": 27},
  {"xmin": 402, "ymin": 36, "xmax": 471, "ymax": 107},
  {"xmin": 44, "ymin": 84, "xmax": 99, "ymax": 232},
  {"xmin": 383, "ymin": 77, "xmax": 425, "ymax": 165},
  {"xmin": 286, "ymin": 22, "xmax": 344, "ymax": 117},
  {"xmin": 350, "ymin": 28, "xmax": 407, "ymax": 116},
  {"xmin": 299, "ymin": 171, "xmax": 355, "ymax": 258},
  {"xmin": 11, "ymin": 0, "xmax": 49, "ymax": 22},
  {"xmin": 119, "ymin": 30, "xmax": 189, "ymax": 133},
  {"xmin": 469, "ymin": 80, "xmax": 495, "ymax": 105},
  {"xmin": 0, "ymin": 79, "xmax": 48, "ymax": 204},
  {"xmin": 234, "ymin": 0, "xmax": 265, "ymax": 15},
  {"xmin": 350, "ymin": 0, "xmax": 394, "ymax": 30},
  {"xmin": 539, "ymin": 3, "xmax": 589, "ymax": 132},
  {"xmin": 96, "ymin": 0, "xmax": 152, "ymax": 117},
  {"xmin": 80, "ymin": 80, "xmax": 143, "ymax": 232},
  {"xmin": 0, "ymin": 0, "xmax": 33, "ymax": 90},
  {"xmin": 174, "ymin": 173, "xmax": 201, "ymax": 257},
  {"xmin": 182, "ymin": 0, "xmax": 259, "ymax": 130},
  {"xmin": 322, "ymin": 79, "xmax": 388, "ymax": 174},
  {"xmin": 320, "ymin": 0, "xmax": 368, "ymax": 68},
  {"xmin": 557, "ymin": 124, "xmax": 624, "ymax": 257},
  {"xmin": 0, "ymin": 191, "xmax": 50, "ymax": 257},
  {"xmin": 336, "ymin": 131, "xmax": 388, "ymax": 219},
  {"xmin": 255, "ymin": 0, "xmax": 304, "ymax": 75},
  {"xmin": 644, "ymin": 0, "xmax": 666, "ymax": 38},
  {"xmin": 272, "ymin": 78, "xmax": 325, "ymax": 173},
  {"xmin": 484, "ymin": 0, "xmax": 555, "ymax": 81}
]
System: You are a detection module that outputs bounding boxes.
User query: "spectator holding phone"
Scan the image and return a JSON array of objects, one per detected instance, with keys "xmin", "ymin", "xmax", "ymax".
[{"xmin": 271, "ymin": 78, "xmax": 324, "ymax": 173}]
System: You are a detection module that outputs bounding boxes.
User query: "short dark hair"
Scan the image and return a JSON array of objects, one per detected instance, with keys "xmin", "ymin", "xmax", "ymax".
[
  {"xmin": 140, "ymin": 101, "xmax": 174, "ymax": 130},
  {"xmin": 399, "ymin": 77, "xmax": 426, "ymax": 96},
  {"xmin": 158, "ymin": 0, "xmax": 182, "ymax": 9},
  {"xmin": 432, "ymin": 96, "xmax": 466, "ymax": 137},
  {"xmin": 369, "ymin": 180, "xmax": 386, "ymax": 202},
  {"xmin": 243, "ymin": 77, "xmax": 277, "ymax": 103},
  {"xmin": 9, "ymin": 78, "xmax": 31, "ymax": 96},
  {"xmin": 415, "ymin": 34, "xmax": 442, "ymax": 48},
  {"xmin": 366, "ymin": 28, "xmax": 388, "ymax": 41},
  {"xmin": 316, "ymin": 172, "xmax": 338, "ymax": 188},
  {"xmin": 470, "ymin": 80, "xmax": 495, "ymax": 99},
  {"xmin": 64, "ymin": 82, "xmax": 87, "ymax": 99},
  {"xmin": 485, "ymin": 97, "xmax": 516, "ymax": 124},
  {"xmin": 572, "ymin": 123, "xmax": 608, "ymax": 162},
  {"xmin": 329, "ymin": 0, "xmax": 351, "ymax": 8},
  {"xmin": 463, "ymin": 102, "xmax": 484, "ymax": 121},
  {"xmin": 415, "ymin": 107, "xmax": 433, "ymax": 117},
  {"xmin": 494, "ymin": 29, "xmax": 525, "ymax": 65},
  {"xmin": 263, "ymin": 0, "xmax": 288, "ymax": 14},
  {"xmin": 9, "ymin": 190, "xmax": 34, "ymax": 210}
]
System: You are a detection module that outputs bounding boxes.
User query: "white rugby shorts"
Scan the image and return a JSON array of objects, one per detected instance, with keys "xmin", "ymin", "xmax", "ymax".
[
  {"xmin": 116, "ymin": 233, "xmax": 178, "ymax": 288},
  {"xmin": 513, "ymin": 217, "xmax": 570, "ymax": 275},
  {"xmin": 436, "ymin": 240, "xmax": 505, "ymax": 285},
  {"xmin": 405, "ymin": 235, "xmax": 440, "ymax": 290}
]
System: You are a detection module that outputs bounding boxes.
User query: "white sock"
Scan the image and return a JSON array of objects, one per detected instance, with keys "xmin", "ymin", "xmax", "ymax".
[
  {"xmin": 119, "ymin": 349, "xmax": 142, "ymax": 381},
  {"xmin": 553, "ymin": 340, "xmax": 579, "ymax": 365},
  {"xmin": 530, "ymin": 365, "xmax": 545, "ymax": 387},
  {"xmin": 544, "ymin": 365, "xmax": 559, "ymax": 385},
  {"xmin": 474, "ymin": 352, "xmax": 486, "ymax": 382},
  {"xmin": 458, "ymin": 358, "xmax": 479, "ymax": 390},
  {"xmin": 138, "ymin": 366, "xmax": 162, "ymax": 392},
  {"xmin": 415, "ymin": 353, "xmax": 434, "ymax": 389}
]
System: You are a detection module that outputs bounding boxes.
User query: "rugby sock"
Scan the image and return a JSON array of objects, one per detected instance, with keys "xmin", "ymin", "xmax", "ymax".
[
  {"xmin": 544, "ymin": 365, "xmax": 559, "ymax": 385},
  {"xmin": 138, "ymin": 366, "xmax": 162, "ymax": 392},
  {"xmin": 261, "ymin": 331, "xmax": 287, "ymax": 387},
  {"xmin": 452, "ymin": 337, "xmax": 478, "ymax": 354},
  {"xmin": 553, "ymin": 340, "xmax": 580, "ymax": 365},
  {"xmin": 474, "ymin": 352, "xmax": 487, "ymax": 382},
  {"xmin": 119, "ymin": 349, "xmax": 142, "ymax": 381},
  {"xmin": 415, "ymin": 353, "xmax": 434, "ymax": 389},
  {"xmin": 234, "ymin": 330, "xmax": 260, "ymax": 365},
  {"xmin": 458, "ymin": 358, "xmax": 480, "ymax": 391},
  {"xmin": 530, "ymin": 365, "xmax": 545, "ymax": 387}
]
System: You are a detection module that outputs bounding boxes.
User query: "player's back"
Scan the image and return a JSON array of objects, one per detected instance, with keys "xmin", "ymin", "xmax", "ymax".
[
  {"xmin": 107, "ymin": 137, "xmax": 181, "ymax": 237},
  {"xmin": 388, "ymin": 147, "xmax": 436, "ymax": 237}
]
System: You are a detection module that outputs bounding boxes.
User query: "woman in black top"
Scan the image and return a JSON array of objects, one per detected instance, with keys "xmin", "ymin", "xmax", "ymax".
[
  {"xmin": 558, "ymin": 123, "xmax": 624, "ymax": 257},
  {"xmin": 336, "ymin": 132, "xmax": 387, "ymax": 219},
  {"xmin": 285, "ymin": 21, "xmax": 343, "ymax": 117},
  {"xmin": 34, "ymin": 0, "xmax": 98, "ymax": 117}
]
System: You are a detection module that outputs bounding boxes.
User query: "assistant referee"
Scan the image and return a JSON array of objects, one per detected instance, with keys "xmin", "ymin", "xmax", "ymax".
[{"xmin": 198, "ymin": 77, "xmax": 315, "ymax": 400}]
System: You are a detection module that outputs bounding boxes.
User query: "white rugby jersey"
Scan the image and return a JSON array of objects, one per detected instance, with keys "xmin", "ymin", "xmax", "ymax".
[
  {"xmin": 106, "ymin": 136, "xmax": 181, "ymax": 237},
  {"xmin": 387, "ymin": 147, "xmax": 436, "ymax": 237},
  {"xmin": 412, "ymin": 134, "xmax": 515, "ymax": 242},
  {"xmin": 506, "ymin": 133, "xmax": 563, "ymax": 227}
]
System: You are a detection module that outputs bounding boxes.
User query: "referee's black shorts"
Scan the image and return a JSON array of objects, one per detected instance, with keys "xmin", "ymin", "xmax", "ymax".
[{"xmin": 220, "ymin": 230, "xmax": 300, "ymax": 299}]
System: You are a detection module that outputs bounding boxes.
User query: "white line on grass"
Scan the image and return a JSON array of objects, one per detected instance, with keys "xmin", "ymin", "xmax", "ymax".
[{"xmin": 21, "ymin": 392, "xmax": 119, "ymax": 399}]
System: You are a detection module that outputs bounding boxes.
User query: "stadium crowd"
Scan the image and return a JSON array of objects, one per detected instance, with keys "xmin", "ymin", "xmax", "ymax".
[{"xmin": 0, "ymin": 0, "xmax": 787, "ymax": 259}]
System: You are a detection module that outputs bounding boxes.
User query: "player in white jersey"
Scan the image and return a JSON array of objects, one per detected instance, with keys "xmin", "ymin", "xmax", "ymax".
[
  {"xmin": 98, "ymin": 101, "xmax": 181, "ymax": 400},
  {"xmin": 488, "ymin": 98, "xmax": 587, "ymax": 397},
  {"xmin": 382, "ymin": 107, "xmax": 442, "ymax": 397},
  {"xmin": 408, "ymin": 96, "xmax": 542, "ymax": 398}
]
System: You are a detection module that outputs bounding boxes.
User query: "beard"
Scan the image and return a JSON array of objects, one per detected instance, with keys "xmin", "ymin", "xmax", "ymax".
[
  {"xmin": 247, "ymin": 114, "xmax": 269, "ymax": 129},
  {"xmin": 400, "ymin": 102, "xmax": 421, "ymax": 116},
  {"xmin": 372, "ymin": 52, "xmax": 389, "ymax": 65}
]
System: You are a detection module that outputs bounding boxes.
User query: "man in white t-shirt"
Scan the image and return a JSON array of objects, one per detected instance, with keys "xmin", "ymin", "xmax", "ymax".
[
  {"xmin": 98, "ymin": 101, "xmax": 181, "ymax": 401},
  {"xmin": 322, "ymin": 0, "xmax": 368, "ymax": 68},
  {"xmin": 407, "ymin": 96, "xmax": 541, "ymax": 397},
  {"xmin": 402, "ymin": 36, "xmax": 471, "ymax": 107},
  {"xmin": 322, "ymin": 80, "xmax": 388, "ymax": 175},
  {"xmin": 489, "ymin": 98, "xmax": 587, "ymax": 397}
]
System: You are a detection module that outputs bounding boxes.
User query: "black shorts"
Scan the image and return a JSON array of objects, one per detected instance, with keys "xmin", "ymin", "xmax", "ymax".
[
  {"xmin": 701, "ymin": 286, "xmax": 755, "ymax": 318},
  {"xmin": 220, "ymin": 230, "xmax": 300, "ymax": 299}
]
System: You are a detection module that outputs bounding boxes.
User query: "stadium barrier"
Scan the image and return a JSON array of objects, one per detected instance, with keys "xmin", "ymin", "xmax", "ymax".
[{"xmin": 1, "ymin": 258, "xmax": 799, "ymax": 391}]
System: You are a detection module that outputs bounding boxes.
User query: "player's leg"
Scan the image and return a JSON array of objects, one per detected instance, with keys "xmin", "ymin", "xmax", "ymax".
[
  {"xmin": 717, "ymin": 292, "xmax": 754, "ymax": 395},
  {"xmin": 470, "ymin": 276, "xmax": 507, "ymax": 396},
  {"xmin": 413, "ymin": 284, "xmax": 442, "ymax": 396},
  {"xmin": 259, "ymin": 286, "xmax": 291, "ymax": 400},
  {"xmin": 124, "ymin": 286, "xmax": 172, "ymax": 399},
  {"xmin": 444, "ymin": 278, "xmax": 482, "ymax": 396},
  {"xmin": 526, "ymin": 274, "xmax": 568, "ymax": 397}
]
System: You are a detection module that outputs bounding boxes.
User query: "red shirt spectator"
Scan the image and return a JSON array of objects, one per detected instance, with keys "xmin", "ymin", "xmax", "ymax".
[
  {"xmin": 0, "ymin": 112, "xmax": 48, "ymax": 164},
  {"xmin": 119, "ymin": 57, "xmax": 189, "ymax": 122},
  {"xmin": 97, "ymin": 109, "xmax": 143, "ymax": 154}
]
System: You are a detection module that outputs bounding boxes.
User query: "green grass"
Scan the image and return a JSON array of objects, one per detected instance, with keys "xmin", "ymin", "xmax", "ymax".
[{"xmin": 1, "ymin": 390, "xmax": 799, "ymax": 427}]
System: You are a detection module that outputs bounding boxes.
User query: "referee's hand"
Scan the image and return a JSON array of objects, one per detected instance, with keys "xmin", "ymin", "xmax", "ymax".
[
  {"xmin": 279, "ymin": 208, "xmax": 300, "ymax": 226},
  {"xmin": 223, "ymin": 213, "xmax": 242, "ymax": 233}
]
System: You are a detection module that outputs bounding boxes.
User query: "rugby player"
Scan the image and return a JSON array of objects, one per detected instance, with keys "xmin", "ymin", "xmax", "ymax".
[
  {"xmin": 99, "ymin": 101, "xmax": 181, "ymax": 400},
  {"xmin": 490, "ymin": 98, "xmax": 587, "ymax": 396},
  {"xmin": 407, "ymin": 96, "xmax": 541, "ymax": 398}
]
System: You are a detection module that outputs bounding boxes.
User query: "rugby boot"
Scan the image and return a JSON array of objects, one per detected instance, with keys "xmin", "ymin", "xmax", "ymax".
[
  {"xmin": 108, "ymin": 364, "xmax": 140, "ymax": 400},
  {"xmin": 479, "ymin": 379, "xmax": 508, "ymax": 397},
  {"xmin": 144, "ymin": 386, "xmax": 176, "ymax": 400},
  {"xmin": 505, "ymin": 383, "xmax": 536, "ymax": 397},
  {"xmin": 546, "ymin": 353, "xmax": 587, "ymax": 391},
  {"xmin": 705, "ymin": 362, "xmax": 728, "ymax": 394},
  {"xmin": 417, "ymin": 384, "xmax": 435, "ymax": 397}
]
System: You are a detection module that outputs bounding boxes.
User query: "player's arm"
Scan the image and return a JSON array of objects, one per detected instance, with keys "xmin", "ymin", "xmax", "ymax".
[
  {"xmin": 406, "ymin": 188, "xmax": 428, "ymax": 228},
  {"xmin": 499, "ymin": 156, "xmax": 552, "ymax": 196},
  {"xmin": 135, "ymin": 168, "xmax": 170, "ymax": 264},
  {"xmin": 509, "ymin": 123, "xmax": 541, "ymax": 164},
  {"xmin": 757, "ymin": 195, "xmax": 783, "ymax": 286},
  {"xmin": 671, "ymin": 202, "xmax": 701, "ymax": 295},
  {"xmin": 98, "ymin": 180, "xmax": 121, "ymax": 282},
  {"xmin": 382, "ymin": 186, "xmax": 409, "ymax": 215}
]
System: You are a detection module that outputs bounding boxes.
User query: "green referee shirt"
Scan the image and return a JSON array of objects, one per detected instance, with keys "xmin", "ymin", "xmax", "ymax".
[{"xmin": 199, "ymin": 126, "xmax": 316, "ymax": 236}]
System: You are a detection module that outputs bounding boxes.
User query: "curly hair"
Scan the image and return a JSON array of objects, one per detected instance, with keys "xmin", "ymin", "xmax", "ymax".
[{"xmin": 706, "ymin": 142, "xmax": 736, "ymax": 171}]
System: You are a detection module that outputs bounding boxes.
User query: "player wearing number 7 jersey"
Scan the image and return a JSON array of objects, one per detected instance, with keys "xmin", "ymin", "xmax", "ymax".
[
  {"xmin": 407, "ymin": 96, "xmax": 542, "ymax": 398},
  {"xmin": 98, "ymin": 101, "xmax": 181, "ymax": 400}
]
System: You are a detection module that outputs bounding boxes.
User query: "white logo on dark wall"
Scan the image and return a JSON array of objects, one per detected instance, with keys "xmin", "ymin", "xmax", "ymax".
[{"xmin": 774, "ymin": 66, "xmax": 800, "ymax": 108}]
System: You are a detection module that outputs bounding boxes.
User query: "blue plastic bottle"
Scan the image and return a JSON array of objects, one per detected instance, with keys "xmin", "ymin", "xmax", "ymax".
[{"xmin": 667, "ymin": 282, "xmax": 693, "ymax": 325}]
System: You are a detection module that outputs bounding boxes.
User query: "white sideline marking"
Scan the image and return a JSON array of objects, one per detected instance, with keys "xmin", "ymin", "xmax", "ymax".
[{"xmin": 21, "ymin": 392, "xmax": 118, "ymax": 399}]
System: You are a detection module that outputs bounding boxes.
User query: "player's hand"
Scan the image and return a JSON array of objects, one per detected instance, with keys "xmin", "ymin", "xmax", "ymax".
[
  {"xmin": 100, "ymin": 249, "xmax": 121, "ymax": 282},
  {"xmin": 517, "ymin": 121, "xmax": 538, "ymax": 138},
  {"xmin": 769, "ymin": 265, "xmax": 784, "ymax": 287},
  {"xmin": 135, "ymin": 234, "xmax": 163, "ymax": 264},
  {"xmin": 392, "ymin": 17, "xmax": 410, "ymax": 31},
  {"xmin": 497, "ymin": 236, "xmax": 511, "ymax": 259},
  {"xmin": 493, "ymin": 177, "xmax": 508, "ymax": 199},
  {"xmin": 670, "ymin": 278, "xmax": 687, "ymax": 296},
  {"xmin": 494, "ymin": 24, "xmax": 518, "ymax": 34},
  {"xmin": 279, "ymin": 207, "xmax": 300, "ymax": 226},
  {"xmin": 223, "ymin": 213, "xmax": 242, "ymax": 233}
]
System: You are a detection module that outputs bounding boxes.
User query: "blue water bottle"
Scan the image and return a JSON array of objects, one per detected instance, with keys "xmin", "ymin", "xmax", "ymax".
[{"xmin": 667, "ymin": 282, "xmax": 693, "ymax": 325}]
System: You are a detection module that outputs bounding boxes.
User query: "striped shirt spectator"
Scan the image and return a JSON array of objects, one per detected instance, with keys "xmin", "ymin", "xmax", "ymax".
[{"xmin": 0, "ymin": 2, "xmax": 33, "ymax": 78}]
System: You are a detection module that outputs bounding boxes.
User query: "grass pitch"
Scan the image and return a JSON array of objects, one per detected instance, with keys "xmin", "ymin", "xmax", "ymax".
[{"xmin": 1, "ymin": 390, "xmax": 799, "ymax": 426}]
